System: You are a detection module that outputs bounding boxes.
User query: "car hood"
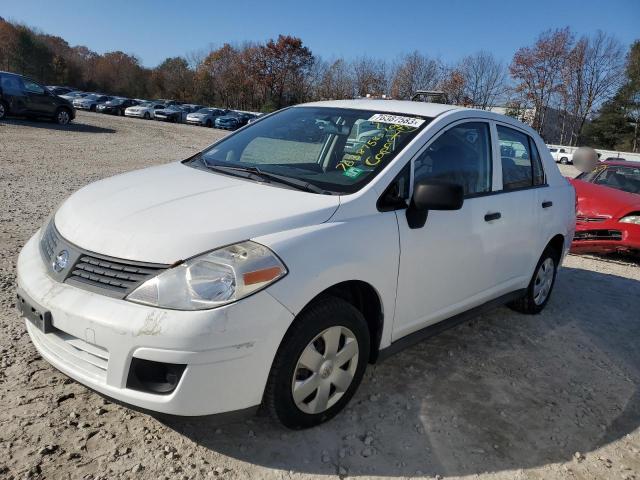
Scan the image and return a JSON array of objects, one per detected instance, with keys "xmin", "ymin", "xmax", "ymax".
[
  {"xmin": 54, "ymin": 162, "xmax": 340, "ymax": 264},
  {"xmin": 570, "ymin": 178, "xmax": 640, "ymax": 218}
]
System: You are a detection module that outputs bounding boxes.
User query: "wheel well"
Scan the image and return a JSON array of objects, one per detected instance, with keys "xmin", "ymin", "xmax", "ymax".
[
  {"xmin": 546, "ymin": 234, "xmax": 565, "ymax": 264},
  {"xmin": 306, "ymin": 281, "xmax": 384, "ymax": 364}
]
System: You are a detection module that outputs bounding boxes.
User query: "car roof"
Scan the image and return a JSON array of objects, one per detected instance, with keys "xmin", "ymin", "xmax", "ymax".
[
  {"xmin": 603, "ymin": 159, "xmax": 640, "ymax": 167},
  {"xmin": 297, "ymin": 99, "xmax": 461, "ymax": 117}
]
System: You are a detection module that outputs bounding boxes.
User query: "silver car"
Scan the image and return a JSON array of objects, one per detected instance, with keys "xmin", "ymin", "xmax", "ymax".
[{"xmin": 186, "ymin": 107, "xmax": 229, "ymax": 127}]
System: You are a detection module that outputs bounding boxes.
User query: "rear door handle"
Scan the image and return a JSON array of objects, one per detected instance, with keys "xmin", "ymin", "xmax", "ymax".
[
  {"xmin": 484, "ymin": 212, "xmax": 501, "ymax": 222},
  {"xmin": 542, "ymin": 201, "xmax": 553, "ymax": 208}
]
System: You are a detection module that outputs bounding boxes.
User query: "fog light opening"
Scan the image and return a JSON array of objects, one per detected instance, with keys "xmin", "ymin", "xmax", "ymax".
[{"xmin": 126, "ymin": 358, "xmax": 186, "ymax": 395}]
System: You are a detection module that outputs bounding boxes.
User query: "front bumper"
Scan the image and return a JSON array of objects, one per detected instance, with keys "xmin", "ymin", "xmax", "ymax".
[
  {"xmin": 186, "ymin": 118, "xmax": 205, "ymax": 125},
  {"xmin": 17, "ymin": 233, "xmax": 294, "ymax": 416},
  {"xmin": 571, "ymin": 221, "xmax": 640, "ymax": 254},
  {"xmin": 125, "ymin": 111, "xmax": 146, "ymax": 118}
]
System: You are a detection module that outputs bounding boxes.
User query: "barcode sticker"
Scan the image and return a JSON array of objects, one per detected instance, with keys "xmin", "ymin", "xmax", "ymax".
[{"xmin": 368, "ymin": 113, "xmax": 425, "ymax": 128}]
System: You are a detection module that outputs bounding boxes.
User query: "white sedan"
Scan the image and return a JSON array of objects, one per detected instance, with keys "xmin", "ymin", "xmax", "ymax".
[
  {"xmin": 124, "ymin": 101, "xmax": 166, "ymax": 120},
  {"xmin": 16, "ymin": 100, "xmax": 575, "ymax": 429}
]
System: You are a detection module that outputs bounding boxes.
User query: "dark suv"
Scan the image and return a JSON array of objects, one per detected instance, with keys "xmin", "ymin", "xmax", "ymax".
[{"xmin": 0, "ymin": 71, "xmax": 76, "ymax": 125}]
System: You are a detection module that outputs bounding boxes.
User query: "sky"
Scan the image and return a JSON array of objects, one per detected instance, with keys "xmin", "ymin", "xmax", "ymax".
[{"xmin": 2, "ymin": 0, "xmax": 639, "ymax": 67}]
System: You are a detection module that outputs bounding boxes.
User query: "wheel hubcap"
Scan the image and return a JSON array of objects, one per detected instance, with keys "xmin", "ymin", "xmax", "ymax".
[
  {"xmin": 533, "ymin": 257, "xmax": 555, "ymax": 305},
  {"xmin": 292, "ymin": 326, "xmax": 359, "ymax": 414},
  {"xmin": 0, "ymin": 104, "xmax": 5, "ymax": 117},
  {"xmin": 58, "ymin": 111, "xmax": 69, "ymax": 124}
]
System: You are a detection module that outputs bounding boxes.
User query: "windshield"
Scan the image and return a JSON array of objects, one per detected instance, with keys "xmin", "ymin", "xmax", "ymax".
[
  {"xmin": 196, "ymin": 106, "xmax": 430, "ymax": 194},
  {"xmin": 584, "ymin": 164, "xmax": 640, "ymax": 194}
]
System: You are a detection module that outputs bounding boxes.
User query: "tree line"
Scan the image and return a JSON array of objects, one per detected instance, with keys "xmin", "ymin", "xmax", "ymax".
[{"xmin": 0, "ymin": 17, "xmax": 638, "ymax": 151}]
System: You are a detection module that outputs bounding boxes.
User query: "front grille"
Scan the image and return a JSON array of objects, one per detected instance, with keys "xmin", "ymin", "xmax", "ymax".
[
  {"xmin": 40, "ymin": 220, "xmax": 59, "ymax": 261},
  {"xmin": 67, "ymin": 255, "xmax": 165, "ymax": 296},
  {"xmin": 574, "ymin": 229, "xmax": 622, "ymax": 241},
  {"xmin": 40, "ymin": 220, "xmax": 169, "ymax": 299},
  {"xmin": 576, "ymin": 215, "xmax": 609, "ymax": 224}
]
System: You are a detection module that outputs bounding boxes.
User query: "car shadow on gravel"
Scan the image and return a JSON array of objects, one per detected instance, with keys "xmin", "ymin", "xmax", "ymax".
[
  {"xmin": 0, "ymin": 117, "xmax": 116, "ymax": 134},
  {"xmin": 159, "ymin": 265, "xmax": 640, "ymax": 477}
]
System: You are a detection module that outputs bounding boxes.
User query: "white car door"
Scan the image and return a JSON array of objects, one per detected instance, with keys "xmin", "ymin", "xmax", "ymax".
[
  {"xmin": 392, "ymin": 120, "xmax": 519, "ymax": 340},
  {"xmin": 494, "ymin": 123, "xmax": 545, "ymax": 280}
]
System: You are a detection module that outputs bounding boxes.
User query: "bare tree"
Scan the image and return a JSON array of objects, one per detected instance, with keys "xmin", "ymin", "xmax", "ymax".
[
  {"xmin": 510, "ymin": 27, "xmax": 573, "ymax": 133},
  {"xmin": 390, "ymin": 51, "xmax": 441, "ymax": 99},
  {"xmin": 314, "ymin": 58, "xmax": 354, "ymax": 100},
  {"xmin": 351, "ymin": 56, "xmax": 388, "ymax": 97},
  {"xmin": 568, "ymin": 31, "xmax": 625, "ymax": 142},
  {"xmin": 458, "ymin": 51, "xmax": 507, "ymax": 109}
]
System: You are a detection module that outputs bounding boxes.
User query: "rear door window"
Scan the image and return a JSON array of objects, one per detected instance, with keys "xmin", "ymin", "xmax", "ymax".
[{"xmin": 497, "ymin": 125, "xmax": 545, "ymax": 190}]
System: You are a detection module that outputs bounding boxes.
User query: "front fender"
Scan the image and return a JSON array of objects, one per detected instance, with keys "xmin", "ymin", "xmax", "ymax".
[{"xmin": 255, "ymin": 212, "xmax": 400, "ymax": 350}]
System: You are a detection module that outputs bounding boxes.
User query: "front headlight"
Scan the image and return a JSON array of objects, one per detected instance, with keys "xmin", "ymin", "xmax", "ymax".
[
  {"xmin": 619, "ymin": 214, "xmax": 640, "ymax": 224},
  {"xmin": 126, "ymin": 241, "xmax": 287, "ymax": 310}
]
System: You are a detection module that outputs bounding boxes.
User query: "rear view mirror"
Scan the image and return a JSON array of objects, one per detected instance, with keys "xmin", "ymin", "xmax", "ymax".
[{"xmin": 406, "ymin": 179, "xmax": 464, "ymax": 229}]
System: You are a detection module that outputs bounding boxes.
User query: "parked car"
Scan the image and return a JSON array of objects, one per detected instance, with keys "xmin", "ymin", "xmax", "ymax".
[
  {"xmin": 47, "ymin": 86, "xmax": 74, "ymax": 96},
  {"xmin": 97, "ymin": 98, "xmax": 139, "ymax": 116},
  {"xmin": 73, "ymin": 94, "xmax": 112, "ymax": 111},
  {"xmin": 569, "ymin": 160, "xmax": 640, "ymax": 254},
  {"xmin": 215, "ymin": 112, "xmax": 255, "ymax": 130},
  {"xmin": 247, "ymin": 113, "xmax": 263, "ymax": 124},
  {"xmin": 16, "ymin": 100, "xmax": 574, "ymax": 428},
  {"xmin": 548, "ymin": 147, "xmax": 573, "ymax": 164},
  {"xmin": 59, "ymin": 91, "xmax": 89, "ymax": 103},
  {"xmin": 186, "ymin": 107, "xmax": 229, "ymax": 127},
  {"xmin": 0, "ymin": 71, "xmax": 75, "ymax": 125},
  {"xmin": 154, "ymin": 104, "xmax": 202, "ymax": 123},
  {"xmin": 124, "ymin": 101, "xmax": 166, "ymax": 119}
]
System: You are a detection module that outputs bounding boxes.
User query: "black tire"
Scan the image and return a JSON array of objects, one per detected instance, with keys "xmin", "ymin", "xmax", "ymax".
[
  {"xmin": 264, "ymin": 296, "xmax": 370, "ymax": 429},
  {"xmin": 90, "ymin": 104, "xmax": 96, "ymax": 112},
  {"xmin": 560, "ymin": 157, "xmax": 568, "ymax": 164},
  {"xmin": 0, "ymin": 101, "xmax": 7, "ymax": 120},
  {"xmin": 143, "ymin": 112, "xmax": 150, "ymax": 120},
  {"xmin": 53, "ymin": 107, "xmax": 71, "ymax": 125},
  {"xmin": 206, "ymin": 119, "xmax": 212, "ymax": 128},
  {"xmin": 508, "ymin": 247, "xmax": 559, "ymax": 314}
]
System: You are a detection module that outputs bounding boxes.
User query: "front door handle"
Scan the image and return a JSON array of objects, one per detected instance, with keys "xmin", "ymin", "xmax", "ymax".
[
  {"xmin": 484, "ymin": 212, "xmax": 501, "ymax": 222},
  {"xmin": 542, "ymin": 201, "xmax": 553, "ymax": 208}
]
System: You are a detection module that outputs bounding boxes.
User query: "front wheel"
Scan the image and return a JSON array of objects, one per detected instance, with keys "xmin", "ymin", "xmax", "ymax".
[
  {"xmin": 0, "ymin": 101, "xmax": 7, "ymax": 120},
  {"xmin": 54, "ymin": 108, "xmax": 71, "ymax": 125},
  {"xmin": 508, "ymin": 248, "xmax": 558, "ymax": 314},
  {"xmin": 143, "ymin": 112, "xmax": 150, "ymax": 120},
  {"xmin": 560, "ymin": 157, "xmax": 569, "ymax": 164},
  {"xmin": 264, "ymin": 297, "xmax": 370, "ymax": 429}
]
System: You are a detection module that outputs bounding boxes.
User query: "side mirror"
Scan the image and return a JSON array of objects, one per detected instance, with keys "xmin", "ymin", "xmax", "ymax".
[{"xmin": 406, "ymin": 179, "xmax": 464, "ymax": 229}]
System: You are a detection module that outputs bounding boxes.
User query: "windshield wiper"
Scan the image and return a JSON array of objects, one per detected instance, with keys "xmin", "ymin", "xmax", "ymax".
[{"xmin": 205, "ymin": 164, "xmax": 331, "ymax": 194}]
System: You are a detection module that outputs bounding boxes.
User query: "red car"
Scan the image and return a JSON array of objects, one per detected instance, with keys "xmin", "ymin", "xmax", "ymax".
[{"xmin": 569, "ymin": 160, "xmax": 640, "ymax": 254}]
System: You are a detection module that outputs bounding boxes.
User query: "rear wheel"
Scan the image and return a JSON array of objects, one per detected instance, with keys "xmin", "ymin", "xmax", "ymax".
[
  {"xmin": 90, "ymin": 104, "xmax": 96, "ymax": 112},
  {"xmin": 560, "ymin": 157, "xmax": 569, "ymax": 164},
  {"xmin": 54, "ymin": 108, "xmax": 71, "ymax": 125},
  {"xmin": 508, "ymin": 247, "xmax": 558, "ymax": 314},
  {"xmin": 264, "ymin": 297, "xmax": 370, "ymax": 429},
  {"xmin": 143, "ymin": 112, "xmax": 150, "ymax": 120},
  {"xmin": 206, "ymin": 119, "xmax": 212, "ymax": 128},
  {"xmin": 0, "ymin": 101, "xmax": 7, "ymax": 119}
]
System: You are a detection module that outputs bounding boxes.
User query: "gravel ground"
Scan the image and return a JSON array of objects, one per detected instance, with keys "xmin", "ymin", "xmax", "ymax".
[{"xmin": 0, "ymin": 112, "xmax": 639, "ymax": 480}]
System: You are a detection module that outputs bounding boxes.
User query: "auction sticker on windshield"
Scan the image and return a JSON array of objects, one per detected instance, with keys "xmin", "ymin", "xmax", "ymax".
[{"xmin": 368, "ymin": 113, "xmax": 425, "ymax": 128}]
